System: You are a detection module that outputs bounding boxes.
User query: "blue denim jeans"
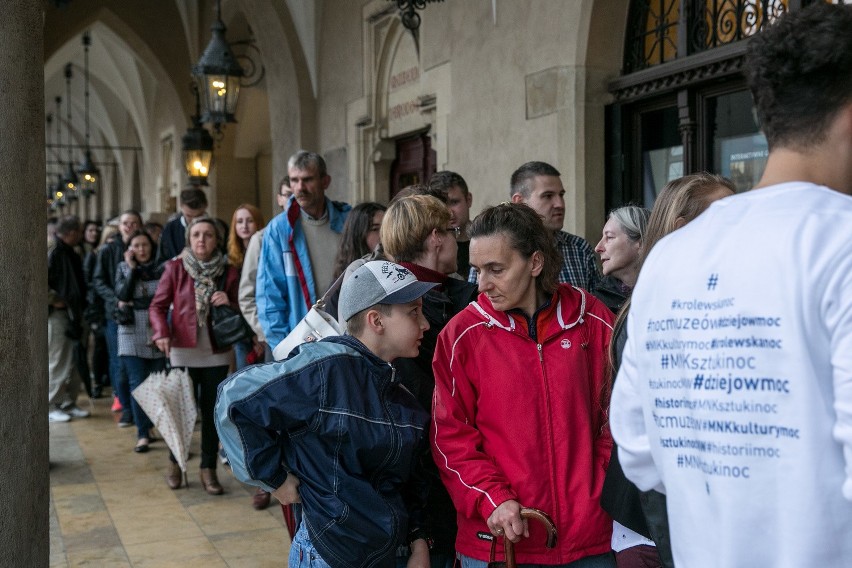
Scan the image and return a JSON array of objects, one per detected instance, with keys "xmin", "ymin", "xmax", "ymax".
[
  {"xmin": 458, "ymin": 551, "xmax": 616, "ymax": 568},
  {"xmin": 121, "ymin": 356, "xmax": 166, "ymax": 439},
  {"xmin": 105, "ymin": 319, "xmax": 130, "ymax": 419},
  {"xmin": 233, "ymin": 338, "xmax": 253, "ymax": 371},
  {"xmin": 289, "ymin": 523, "xmax": 332, "ymax": 568}
]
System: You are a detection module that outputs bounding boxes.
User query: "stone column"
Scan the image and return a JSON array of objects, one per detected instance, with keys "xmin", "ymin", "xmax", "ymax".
[{"xmin": 0, "ymin": 2, "xmax": 47, "ymax": 565}]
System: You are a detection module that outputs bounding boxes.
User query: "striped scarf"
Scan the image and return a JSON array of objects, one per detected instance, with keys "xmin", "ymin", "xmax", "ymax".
[{"xmin": 181, "ymin": 249, "xmax": 226, "ymax": 326}]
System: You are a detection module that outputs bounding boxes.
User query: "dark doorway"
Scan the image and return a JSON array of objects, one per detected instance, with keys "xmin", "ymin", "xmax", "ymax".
[{"xmin": 389, "ymin": 131, "xmax": 436, "ymax": 200}]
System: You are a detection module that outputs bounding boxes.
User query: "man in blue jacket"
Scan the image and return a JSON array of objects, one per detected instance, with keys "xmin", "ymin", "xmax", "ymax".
[
  {"xmin": 217, "ymin": 261, "xmax": 436, "ymax": 567},
  {"xmin": 257, "ymin": 150, "xmax": 351, "ymax": 354}
]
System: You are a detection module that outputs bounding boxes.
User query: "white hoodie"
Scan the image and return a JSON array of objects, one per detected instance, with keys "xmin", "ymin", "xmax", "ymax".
[{"xmin": 611, "ymin": 183, "xmax": 852, "ymax": 568}]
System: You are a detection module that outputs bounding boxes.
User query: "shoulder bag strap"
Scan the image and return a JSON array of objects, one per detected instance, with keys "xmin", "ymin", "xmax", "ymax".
[{"xmin": 314, "ymin": 271, "xmax": 346, "ymax": 310}]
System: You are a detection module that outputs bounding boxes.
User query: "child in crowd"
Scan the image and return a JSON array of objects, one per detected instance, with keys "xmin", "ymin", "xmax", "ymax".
[{"xmin": 216, "ymin": 261, "xmax": 436, "ymax": 568}]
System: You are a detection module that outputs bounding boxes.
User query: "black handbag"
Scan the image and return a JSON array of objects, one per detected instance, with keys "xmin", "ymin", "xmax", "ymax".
[
  {"xmin": 113, "ymin": 304, "xmax": 135, "ymax": 325},
  {"xmin": 210, "ymin": 273, "xmax": 253, "ymax": 349}
]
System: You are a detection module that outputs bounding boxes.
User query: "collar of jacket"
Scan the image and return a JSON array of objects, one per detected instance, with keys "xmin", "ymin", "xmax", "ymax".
[
  {"xmin": 323, "ymin": 334, "xmax": 397, "ymax": 379},
  {"xmin": 398, "ymin": 261, "xmax": 447, "ymax": 286},
  {"xmin": 471, "ymin": 284, "xmax": 588, "ymax": 342},
  {"xmin": 285, "ymin": 195, "xmax": 351, "ymax": 233}
]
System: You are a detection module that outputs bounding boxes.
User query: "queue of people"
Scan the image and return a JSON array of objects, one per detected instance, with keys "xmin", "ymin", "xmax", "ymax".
[{"xmin": 48, "ymin": 5, "xmax": 852, "ymax": 567}]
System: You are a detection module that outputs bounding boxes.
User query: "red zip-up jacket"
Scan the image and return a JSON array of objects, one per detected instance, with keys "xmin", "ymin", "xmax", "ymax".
[{"xmin": 431, "ymin": 285, "xmax": 614, "ymax": 564}]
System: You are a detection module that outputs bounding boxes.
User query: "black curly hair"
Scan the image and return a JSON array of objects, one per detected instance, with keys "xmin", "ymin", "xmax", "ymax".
[{"xmin": 745, "ymin": 3, "xmax": 852, "ymax": 151}]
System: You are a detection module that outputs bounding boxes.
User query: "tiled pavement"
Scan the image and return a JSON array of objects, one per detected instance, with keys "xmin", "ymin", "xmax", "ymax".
[{"xmin": 49, "ymin": 395, "xmax": 291, "ymax": 567}]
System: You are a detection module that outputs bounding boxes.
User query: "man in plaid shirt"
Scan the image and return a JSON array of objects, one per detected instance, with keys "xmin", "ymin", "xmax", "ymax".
[{"xmin": 508, "ymin": 161, "xmax": 601, "ymax": 290}]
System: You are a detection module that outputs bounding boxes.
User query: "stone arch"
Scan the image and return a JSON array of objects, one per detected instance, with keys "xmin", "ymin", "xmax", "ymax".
[{"xmin": 44, "ymin": 4, "xmax": 191, "ymax": 217}]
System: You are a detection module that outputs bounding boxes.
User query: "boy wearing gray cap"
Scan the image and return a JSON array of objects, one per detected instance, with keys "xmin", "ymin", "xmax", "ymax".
[{"xmin": 216, "ymin": 261, "xmax": 435, "ymax": 568}]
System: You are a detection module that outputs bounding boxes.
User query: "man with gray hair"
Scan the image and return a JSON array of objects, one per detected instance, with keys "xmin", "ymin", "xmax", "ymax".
[
  {"xmin": 48, "ymin": 215, "xmax": 90, "ymax": 422},
  {"xmin": 509, "ymin": 161, "xmax": 602, "ymax": 291},
  {"xmin": 257, "ymin": 151, "xmax": 351, "ymax": 355}
]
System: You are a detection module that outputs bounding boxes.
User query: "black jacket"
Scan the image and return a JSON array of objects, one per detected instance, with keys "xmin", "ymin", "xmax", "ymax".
[
  {"xmin": 600, "ymin": 311, "xmax": 653, "ymax": 537},
  {"xmin": 156, "ymin": 216, "xmax": 185, "ymax": 267},
  {"xmin": 82, "ymin": 249, "xmax": 105, "ymax": 325},
  {"xmin": 114, "ymin": 260, "xmax": 163, "ymax": 310},
  {"xmin": 48, "ymin": 239, "xmax": 87, "ymax": 320},
  {"xmin": 394, "ymin": 274, "xmax": 478, "ymax": 555},
  {"xmin": 156, "ymin": 215, "xmax": 229, "ymax": 267},
  {"xmin": 93, "ymin": 238, "xmax": 125, "ymax": 320}
]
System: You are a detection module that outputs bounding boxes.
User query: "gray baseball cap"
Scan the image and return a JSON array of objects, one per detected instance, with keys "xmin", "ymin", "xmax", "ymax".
[{"xmin": 338, "ymin": 261, "xmax": 438, "ymax": 322}]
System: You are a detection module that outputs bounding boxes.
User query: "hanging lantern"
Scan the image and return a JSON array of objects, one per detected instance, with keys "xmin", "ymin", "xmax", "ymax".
[
  {"xmin": 53, "ymin": 174, "xmax": 67, "ymax": 207},
  {"xmin": 182, "ymin": 84, "xmax": 215, "ymax": 186},
  {"xmin": 191, "ymin": 0, "xmax": 244, "ymax": 127},
  {"xmin": 76, "ymin": 32, "xmax": 100, "ymax": 197},
  {"xmin": 77, "ymin": 149, "xmax": 98, "ymax": 197},
  {"xmin": 63, "ymin": 161, "xmax": 79, "ymax": 200},
  {"xmin": 62, "ymin": 63, "xmax": 79, "ymax": 201},
  {"xmin": 182, "ymin": 119, "xmax": 214, "ymax": 186}
]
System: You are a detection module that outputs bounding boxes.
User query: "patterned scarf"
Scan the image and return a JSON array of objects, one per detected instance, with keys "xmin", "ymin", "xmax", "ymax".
[{"xmin": 181, "ymin": 249, "xmax": 226, "ymax": 326}]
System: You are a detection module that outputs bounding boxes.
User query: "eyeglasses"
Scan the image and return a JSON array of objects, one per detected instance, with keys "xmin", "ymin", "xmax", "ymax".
[{"xmin": 445, "ymin": 226, "xmax": 461, "ymax": 239}]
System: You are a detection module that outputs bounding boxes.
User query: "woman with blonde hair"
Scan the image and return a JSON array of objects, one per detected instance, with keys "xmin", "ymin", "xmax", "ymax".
[
  {"xmin": 641, "ymin": 173, "xmax": 735, "ymax": 259},
  {"xmin": 603, "ymin": 173, "xmax": 734, "ymax": 568},
  {"xmin": 382, "ymin": 194, "xmax": 478, "ymax": 567}
]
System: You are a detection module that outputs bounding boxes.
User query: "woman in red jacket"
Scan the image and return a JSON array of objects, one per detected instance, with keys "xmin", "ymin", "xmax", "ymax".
[
  {"xmin": 431, "ymin": 203, "xmax": 616, "ymax": 567},
  {"xmin": 150, "ymin": 216, "xmax": 240, "ymax": 495}
]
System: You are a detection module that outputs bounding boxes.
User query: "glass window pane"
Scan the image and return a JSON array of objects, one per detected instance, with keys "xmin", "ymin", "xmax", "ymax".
[
  {"xmin": 708, "ymin": 90, "xmax": 768, "ymax": 192},
  {"xmin": 641, "ymin": 106, "xmax": 682, "ymax": 206}
]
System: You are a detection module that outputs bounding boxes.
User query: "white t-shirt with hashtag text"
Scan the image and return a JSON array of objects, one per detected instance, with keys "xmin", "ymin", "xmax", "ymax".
[{"xmin": 610, "ymin": 182, "xmax": 852, "ymax": 568}]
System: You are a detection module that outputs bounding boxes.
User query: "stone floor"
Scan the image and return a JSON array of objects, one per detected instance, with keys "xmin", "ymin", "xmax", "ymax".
[{"xmin": 49, "ymin": 395, "xmax": 291, "ymax": 567}]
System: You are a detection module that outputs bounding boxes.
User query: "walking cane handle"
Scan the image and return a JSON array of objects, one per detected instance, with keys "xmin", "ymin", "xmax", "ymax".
[
  {"xmin": 519, "ymin": 507, "xmax": 558, "ymax": 548},
  {"xmin": 489, "ymin": 507, "xmax": 558, "ymax": 568}
]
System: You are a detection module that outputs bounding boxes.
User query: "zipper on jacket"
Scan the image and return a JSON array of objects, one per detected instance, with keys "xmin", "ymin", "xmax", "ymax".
[
  {"xmin": 537, "ymin": 343, "xmax": 543, "ymax": 362},
  {"xmin": 375, "ymin": 365, "xmax": 401, "ymax": 562}
]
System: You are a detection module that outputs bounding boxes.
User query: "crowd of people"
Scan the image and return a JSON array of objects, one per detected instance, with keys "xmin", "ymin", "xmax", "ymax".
[{"xmin": 48, "ymin": 4, "xmax": 852, "ymax": 568}]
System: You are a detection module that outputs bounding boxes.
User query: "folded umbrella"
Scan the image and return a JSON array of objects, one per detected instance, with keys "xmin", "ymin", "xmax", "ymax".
[{"xmin": 132, "ymin": 367, "xmax": 197, "ymax": 477}]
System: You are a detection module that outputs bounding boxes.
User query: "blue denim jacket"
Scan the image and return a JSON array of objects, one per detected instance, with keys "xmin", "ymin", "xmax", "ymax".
[{"xmin": 215, "ymin": 335, "xmax": 430, "ymax": 568}]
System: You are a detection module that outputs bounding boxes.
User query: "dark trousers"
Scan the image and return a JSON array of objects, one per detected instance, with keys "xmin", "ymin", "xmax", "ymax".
[
  {"xmin": 105, "ymin": 320, "xmax": 130, "ymax": 416},
  {"xmin": 640, "ymin": 491, "xmax": 674, "ymax": 568},
  {"xmin": 91, "ymin": 330, "xmax": 109, "ymax": 387},
  {"xmin": 169, "ymin": 365, "xmax": 229, "ymax": 469},
  {"xmin": 616, "ymin": 545, "xmax": 663, "ymax": 568},
  {"xmin": 73, "ymin": 338, "xmax": 92, "ymax": 397}
]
